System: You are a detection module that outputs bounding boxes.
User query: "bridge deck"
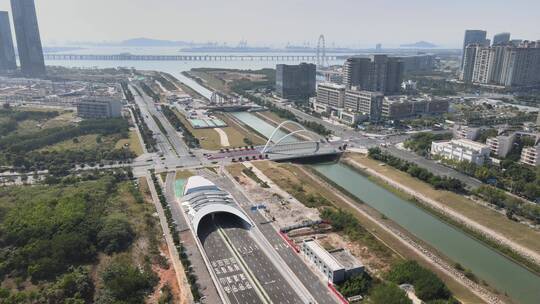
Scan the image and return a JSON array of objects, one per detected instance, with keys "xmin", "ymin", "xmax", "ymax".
[{"xmin": 44, "ymin": 54, "xmax": 341, "ymax": 61}]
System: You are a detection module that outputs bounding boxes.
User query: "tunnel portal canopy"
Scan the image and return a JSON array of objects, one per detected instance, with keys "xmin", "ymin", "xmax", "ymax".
[{"xmin": 181, "ymin": 176, "xmax": 253, "ymax": 234}]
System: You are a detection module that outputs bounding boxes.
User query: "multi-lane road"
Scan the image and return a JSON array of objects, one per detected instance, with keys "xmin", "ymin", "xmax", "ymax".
[
  {"xmin": 130, "ymin": 81, "xmax": 487, "ymax": 304},
  {"xmin": 206, "ymin": 172, "xmax": 339, "ymax": 304}
]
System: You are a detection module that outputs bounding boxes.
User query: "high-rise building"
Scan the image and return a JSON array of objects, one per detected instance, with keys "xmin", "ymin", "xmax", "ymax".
[
  {"xmin": 343, "ymin": 55, "xmax": 403, "ymax": 94},
  {"xmin": 10, "ymin": 0, "xmax": 45, "ymax": 76},
  {"xmin": 0, "ymin": 11, "xmax": 16, "ymax": 71},
  {"xmin": 275, "ymin": 63, "xmax": 316, "ymax": 100},
  {"xmin": 499, "ymin": 41, "xmax": 540, "ymax": 87},
  {"xmin": 472, "ymin": 47, "xmax": 495, "ymax": 84},
  {"xmin": 343, "ymin": 57, "xmax": 371, "ymax": 89},
  {"xmin": 462, "ymin": 41, "xmax": 540, "ymax": 87},
  {"xmin": 461, "ymin": 30, "xmax": 487, "ymax": 68},
  {"xmin": 396, "ymin": 54, "xmax": 436, "ymax": 74},
  {"xmin": 493, "ymin": 32, "xmax": 511, "ymax": 45},
  {"xmin": 460, "ymin": 44, "xmax": 480, "ymax": 83}
]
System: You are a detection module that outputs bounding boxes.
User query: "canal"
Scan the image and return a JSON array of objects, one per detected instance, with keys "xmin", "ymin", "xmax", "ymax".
[
  {"xmin": 231, "ymin": 112, "xmax": 299, "ymax": 144},
  {"xmin": 234, "ymin": 111, "xmax": 540, "ymax": 304}
]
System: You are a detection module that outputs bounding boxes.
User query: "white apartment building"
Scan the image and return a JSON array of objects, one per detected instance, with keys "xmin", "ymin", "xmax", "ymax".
[
  {"xmin": 431, "ymin": 139, "xmax": 491, "ymax": 165},
  {"xmin": 520, "ymin": 145, "xmax": 540, "ymax": 167}
]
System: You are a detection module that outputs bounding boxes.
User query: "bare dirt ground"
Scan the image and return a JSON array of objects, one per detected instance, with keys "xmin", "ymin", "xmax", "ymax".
[
  {"xmin": 235, "ymin": 162, "xmax": 320, "ymax": 229},
  {"xmin": 146, "ymin": 243, "xmax": 184, "ymax": 304}
]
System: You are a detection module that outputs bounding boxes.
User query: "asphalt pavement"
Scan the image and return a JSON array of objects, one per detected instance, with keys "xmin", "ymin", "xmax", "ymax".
[
  {"xmin": 209, "ymin": 173, "xmax": 339, "ymax": 304},
  {"xmin": 199, "ymin": 215, "xmax": 263, "ymax": 304}
]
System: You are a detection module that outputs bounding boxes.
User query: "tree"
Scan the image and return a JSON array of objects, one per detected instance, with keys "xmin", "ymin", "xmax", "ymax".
[
  {"xmin": 370, "ymin": 283, "xmax": 412, "ymax": 304},
  {"xmin": 338, "ymin": 272, "xmax": 373, "ymax": 297},
  {"xmin": 100, "ymin": 256, "xmax": 157, "ymax": 303},
  {"xmin": 386, "ymin": 261, "xmax": 451, "ymax": 302},
  {"xmin": 97, "ymin": 214, "xmax": 135, "ymax": 254},
  {"xmin": 45, "ymin": 267, "xmax": 94, "ymax": 304}
]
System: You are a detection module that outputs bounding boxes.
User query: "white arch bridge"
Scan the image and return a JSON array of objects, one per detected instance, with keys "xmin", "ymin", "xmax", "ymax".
[
  {"xmin": 207, "ymin": 120, "xmax": 344, "ymax": 162},
  {"xmin": 261, "ymin": 120, "xmax": 327, "ymax": 154}
]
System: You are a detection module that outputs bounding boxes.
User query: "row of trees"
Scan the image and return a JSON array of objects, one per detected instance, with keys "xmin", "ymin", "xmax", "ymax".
[
  {"xmin": 440, "ymin": 156, "xmax": 540, "ymax": 203},
  {"xmin": 161, "ymin": 106, "xmax": 200, "ymax": 148},
  {"xmin": 475, "ymin": 185, "xmax": 540, "ymax": 224},
  {"xmin": 120, "ymin": 81, "xmax": 134, "ymax": 102},
  {"xmin": 11, "ymin": 147, "xmax": 135, "ymax": 176},
  {"xmin": 139, "ymin": 81, "xmax": 160, "ymax": 102},
  {"xmin": 153, "ymin": 74, "xmax": 177, "ymax": 91},
  {"xmin": 151, "ymin": 173, "xmax": 201, "ymax": 301},
  {"xmin": 132, "ymin": 107, "xmax": 157, "ymax": 152},
  {"xmin": 369, "ymin": 148, "xmax": 466, "ymax": 193}
]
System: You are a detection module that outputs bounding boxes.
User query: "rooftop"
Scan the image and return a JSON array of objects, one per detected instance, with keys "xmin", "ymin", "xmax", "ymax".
[
  {"xmin": 181, "ymin": 176, "xmax": 252, "ymax": 233},
  {"xmin": 184, "ymin": 175, "xmax": 219, "ymax": 196},
  {"xmin": 304, "ymin": 239, "xmax": 343, "ymax": 272},
  {"xmin": 318, "ymin": 82, "xmax": 345, "ymax": 90},
  {"xmin": 330, "ymin": 249, "xmax": 364, "ymax": 270}
]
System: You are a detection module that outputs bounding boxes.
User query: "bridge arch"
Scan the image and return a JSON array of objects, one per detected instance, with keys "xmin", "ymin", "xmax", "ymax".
[{"xmin": 261, "ymin": 120, "xmax": 324, "ymax": 154}]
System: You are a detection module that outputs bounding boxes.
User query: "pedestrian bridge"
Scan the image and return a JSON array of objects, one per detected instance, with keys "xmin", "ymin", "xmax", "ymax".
[{"xmin": 181, "ymin": 176, "xmax": 252, "ymax": 234}]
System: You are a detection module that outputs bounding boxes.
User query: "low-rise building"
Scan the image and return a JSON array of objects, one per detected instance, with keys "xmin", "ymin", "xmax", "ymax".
[
  {"xmin": 431, "ymin": 138, "xmax": 491, "ymax": 165},
  {"xmin": 316, "ymin": 83, "xmax": 345, "ymax": 109},
  {"xmin": 520, "ymin": 145, "xmax": 540, "ymax": 167},
  {"xmin": 301, "ymin": 239, "xmax": 364, "ymax": 283},
  {"xmin": 486, "ymin": 133, "xmax": 516, "ymax": 158},
  {"xmin": 381, "ymin": 95, "xmax": 449, "ymax": 120},
  {"xmin": 76, "ymin": 98, "xmax": 122, "ymax": 118},
  {"xmin": 344, "ymin": 89, "xmax": 384, "ymax": 122}
]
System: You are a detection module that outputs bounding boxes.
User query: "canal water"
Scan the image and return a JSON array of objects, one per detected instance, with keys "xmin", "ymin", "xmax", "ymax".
[
  {"xmin": 229, "ymin": 111, "xmax": 540, "ymax": 304},
  {"xmin": 45, "ymin": 47, "xmax": 540, "ymax": 304},
  {"xmin": 231, "ymin": 112, "xmax": 298, "ymax": 144}
]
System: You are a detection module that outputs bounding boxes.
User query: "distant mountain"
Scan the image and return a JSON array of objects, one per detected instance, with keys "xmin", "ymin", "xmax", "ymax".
[
  {"xmin": 119, "ymin": 38, "xmax": 191, "ymax": 47},
  {"xmin": 400, "ymin": 41, "xmax": 438, "ymax": 48}
]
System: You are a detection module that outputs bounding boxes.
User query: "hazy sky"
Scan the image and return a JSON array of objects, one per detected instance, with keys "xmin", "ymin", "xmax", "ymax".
[{"xmin": 0, "ymin": 0, "xmax": 539, "ymax": 47}]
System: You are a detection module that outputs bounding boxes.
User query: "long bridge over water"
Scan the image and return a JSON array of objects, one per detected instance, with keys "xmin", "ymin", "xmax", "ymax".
[{"xmin": 43, "ymin": 53, "xmax": 343, "ymax": 62}]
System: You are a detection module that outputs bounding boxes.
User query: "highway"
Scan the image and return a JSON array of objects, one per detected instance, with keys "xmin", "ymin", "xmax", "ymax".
[
  {"xmin": 207, "ymin": 172, "xmax": 339, "ymax": 304},
  {"xmin": 198, "ymin": 215, "xmax": 263, "ymax": 304}
]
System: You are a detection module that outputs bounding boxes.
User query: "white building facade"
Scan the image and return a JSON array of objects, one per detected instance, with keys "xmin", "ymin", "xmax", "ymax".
[{"xmin": 431, "ymin": 139, "xmax": 491, "ymax": 165}]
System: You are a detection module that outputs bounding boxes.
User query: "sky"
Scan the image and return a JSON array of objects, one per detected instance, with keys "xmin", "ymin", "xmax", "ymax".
[{"xmin": 0, "ymin": 0, "xmax": 539, "ymax": 48}]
